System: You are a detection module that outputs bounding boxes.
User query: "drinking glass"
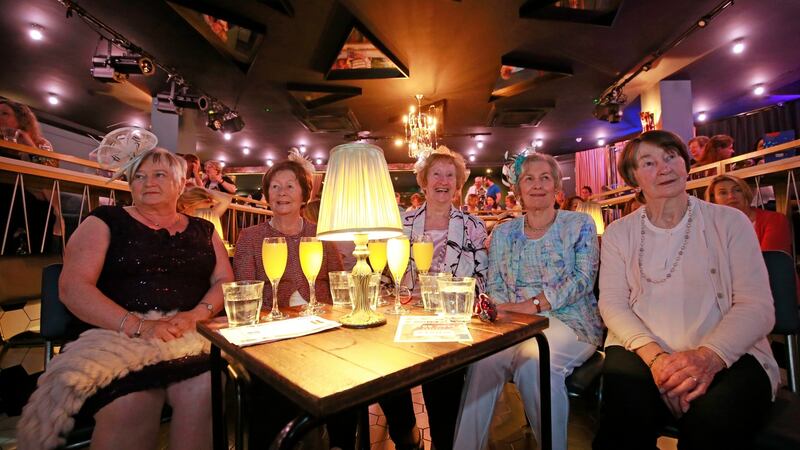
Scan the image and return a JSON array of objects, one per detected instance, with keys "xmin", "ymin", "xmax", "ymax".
[
  {"xmin": 368, "ymin": 240, "xmax": 388, "ymax": 306},
  {"xmin": 419, "ymin": 272, "xmax": 452, "ymax": 312},
  {"xmin": 412, "ymin": 233, "xmax": 434, "ymax": 276},
  {"xmin": 262, "ymin": 237, "xmax": 287, "ymax": 321},
  {"xmin": 329, "ymin": 271, "xmax": 353, "ymax": 307},
  {"xmin": 438, "ymin": 276, "xmax": 476, "ymax": 321},
  {"xmin": 222, "ymin": 280, "xmax": 264, "ymax": 326},
  {"xmin": 385, "ymin": 236, "xmax": 410, "ymax": 315},
  {"xmin": 0, "ymin": 127, "xmax": 19, "ymax": 143},
  {"xmin": 299, "ymin": 237, "xmax": 324, "ymax": 315}
]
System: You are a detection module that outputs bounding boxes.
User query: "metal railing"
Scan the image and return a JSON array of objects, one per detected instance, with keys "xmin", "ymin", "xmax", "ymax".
[{"xmin": 0, "ymin": 141, "xmax": 270, "ymax": 255}]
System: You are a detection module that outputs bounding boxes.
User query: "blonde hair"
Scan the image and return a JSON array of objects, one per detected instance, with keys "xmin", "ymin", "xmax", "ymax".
[
  {"xmin": 127, "ymin": 148, "xmax": 186, "ymax": 188},
  {"xmin": 177, "ymin": 186, "xmax": 215, "ymax": 214},
  {"xmin": 415, "ymin": 148, "xmax": 469, "ymax": 192},
  {"xmin": 705, "ymin": 174, "xmax": 753, "ymax": 205}
]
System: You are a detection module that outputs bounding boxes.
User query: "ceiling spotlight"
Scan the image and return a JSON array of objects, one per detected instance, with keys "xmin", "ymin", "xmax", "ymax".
[
  {"xmin": 315, "ymin": 158, "xmax": 323, "ymax": 165},
  {"xmin": 753, "ymin": 84, "xmax": 766, "ymax": 96},
  {"xmin": 219, "ymin": 161, "xmax": 226, "ymax": 168},
  {"xmin": 535, "ymin": 138, "xmax": 543, "ymax": 147},
  {"xmin": 242, "ymin": 147, "xmax": 250, "ymax": 155},
  {"xmin": 28, "ymin": 24, "xmax": 44, "ymax": 41},
  {"xmin": 299, "ymin": 145, "xmax": 307, "ymax": 153},
  {"xmin": 477, "ymin": 141, "xmax": 484, "ymax": 149},
  {"xmin": 697, "ymin": 111, "xmax": 708, "ymax": 122},
  {"xmin": 486, "ymin": 168, "xmax": 492, "ymax": 174},
  {"xmin": 267, "ymin": 159, "xmax": 274, "ymax": 167},
  {"xmin": 575, "ymin": 137, "xmax": 583, "ymax": 143},
  {"xmin": 223, "ymin": 132, "xmax": 231, "ymax": 141},
  {"xmin": 394, "ymin": 138, "xmax": 403, "ymax": 147},
  {"xmin": 469, "ymin": 154, "xmax": 476, "ymax": 162},
  {"xmin": 597, "ymin": 138, "xmax": 606, "ymax": 146},
  {"xmin": 697, "ymin": 18, "xmax": 708, "ymax": 28},
  {"xmin": 732, "ymin": 39, "xmax": 745, "ymax": 54},
  {"xmin": 47, "ymin": 94, "xmax": 59, "ymax": 105}
]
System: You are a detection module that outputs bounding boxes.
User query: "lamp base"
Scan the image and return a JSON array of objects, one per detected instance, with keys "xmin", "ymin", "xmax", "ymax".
[
  {"xmin": 340, "ymin": 232, "xmax": 387, "ymax": 328},
  {"xmin": 340, "ymin": 309, "xmax": 387, "ymax": 329}
]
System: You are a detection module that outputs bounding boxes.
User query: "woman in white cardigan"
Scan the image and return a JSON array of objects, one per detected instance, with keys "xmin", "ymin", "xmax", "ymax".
[{"xmin": 593, "ymin": 130, "xmax": 779, "ymax": 450}]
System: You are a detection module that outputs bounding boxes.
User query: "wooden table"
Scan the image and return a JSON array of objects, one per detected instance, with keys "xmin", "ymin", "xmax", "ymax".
[{"xmin": 197, "ymin": 306, "xmax": 551, "ymax": 450}]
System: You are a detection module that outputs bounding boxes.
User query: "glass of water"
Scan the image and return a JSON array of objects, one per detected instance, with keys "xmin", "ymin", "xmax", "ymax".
[
  {"xmin": 329, "ymin": 271, "xmax": 352, "ymax": 307},
  {"xmin": 222, "ymin": 280, "xmax": 264, "ymax": 327},
  {"xmin": 419, "ymin": 272, "xmax": 452, "ymax": 312},
  {"xmin": 437, "ymin": 277, "xmax": 476, "ymax": 321}
]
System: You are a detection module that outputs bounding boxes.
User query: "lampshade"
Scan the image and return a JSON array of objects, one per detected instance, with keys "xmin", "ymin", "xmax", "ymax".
[
  {"xmin": 577, "ymin": 201, "xmax": 605, "ymax": 235},
  {"xmin": 316, "ymin": 143, "xmax": 404, "ymax": 241}
]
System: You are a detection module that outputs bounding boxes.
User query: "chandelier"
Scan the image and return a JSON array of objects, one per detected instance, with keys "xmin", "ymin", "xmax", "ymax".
[{"xmin": 403, "ymin": 94, "xmax": 438, "ymax": 159}]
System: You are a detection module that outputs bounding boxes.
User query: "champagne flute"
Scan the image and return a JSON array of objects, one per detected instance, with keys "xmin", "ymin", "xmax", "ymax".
[
  {"xmin": 368, "ymin": 240, "xmax": 389, "ymax": 307},
  {"xmin": 413, "ymin": 233, "xmax": 434, "ymax": 276},
  {"xmin": 385, "ymin": 236, "xmax": 410, "ymax": 315},
  {"xmin": 299, "ymin": 237, "xmax": 324, "ymax": 315},
  {"xmin": 262, "ymin": 237, "xmax": 287, "ymax": 321}
]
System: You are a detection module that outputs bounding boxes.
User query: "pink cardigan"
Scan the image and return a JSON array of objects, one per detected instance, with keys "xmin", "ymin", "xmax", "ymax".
[{"xmin": 600, "ymin": 198, "xmax": 779, "ymax": 395}]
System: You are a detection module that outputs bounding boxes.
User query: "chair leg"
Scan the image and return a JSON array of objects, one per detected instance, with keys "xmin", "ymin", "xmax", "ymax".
[
  {"xmin": 226, "ymin": 361, "xmax": 251, "ymax": 450},
  {"xmin": 787, "ymin": 334, "xmax": 800, "ymax": 394}
]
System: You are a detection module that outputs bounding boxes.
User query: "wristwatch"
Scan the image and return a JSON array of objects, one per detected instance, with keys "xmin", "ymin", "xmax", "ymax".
[
  {"xmin": 532, "ymin": 295, "xmax": 541, "ymax": 313},
  {"xmin": 199, "ymin": 302, "xmax": 214, "ymax": 316}
]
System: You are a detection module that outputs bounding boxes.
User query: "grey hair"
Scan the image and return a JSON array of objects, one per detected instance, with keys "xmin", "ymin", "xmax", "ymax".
[{"xmin": 513, "ymin": 152, "xmax": 563, "ymax": 195}]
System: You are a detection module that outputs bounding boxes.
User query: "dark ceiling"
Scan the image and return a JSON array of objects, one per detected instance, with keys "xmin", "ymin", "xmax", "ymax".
[{"xmin": 2, "ymin": 0, "xmax": 800, "ymax": 168}]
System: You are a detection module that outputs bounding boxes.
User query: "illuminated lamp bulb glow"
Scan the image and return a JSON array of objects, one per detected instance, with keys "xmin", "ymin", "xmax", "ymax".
[
  {"xmin": 47, "ymin": 94, "xmax": 59, "ymax": 105},
  {"xmin": 697, "ymin": 112, "xmax": 707, "ymax": 122},
  {"xmin": 223, "ymin": 133, "xmax": 232, "ymax": 141}
]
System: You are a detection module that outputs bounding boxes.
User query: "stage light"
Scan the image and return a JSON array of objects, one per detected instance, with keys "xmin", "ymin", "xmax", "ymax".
[
  {"xmin": 732, "ymin": 39, "xmax": 745, "ymax": 54},
  {"xmin": 108, "ymin": 55, "xmax": 155, "ymax": 76},
  {"xmin": 28, "ymin": 24, "xmax": 44, "ymax": 41},
  {"xmin": 207, "ymin": 109, "xmax": 245, "ymax": 134}
]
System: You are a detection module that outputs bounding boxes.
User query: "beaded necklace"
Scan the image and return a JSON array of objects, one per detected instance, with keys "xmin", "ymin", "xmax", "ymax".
[{"xmin": 638, "ymin": 199, "xmax": 693, "ymax": 284}]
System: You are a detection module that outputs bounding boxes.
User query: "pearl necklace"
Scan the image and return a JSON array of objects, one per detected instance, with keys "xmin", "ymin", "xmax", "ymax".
[
  {"xmin": 638, "ymin": 199, "xmax": 693, "ymax": 284},
  {"xmin": 133, "ymin": 206, "xmax": 181, "ymax": 229}
]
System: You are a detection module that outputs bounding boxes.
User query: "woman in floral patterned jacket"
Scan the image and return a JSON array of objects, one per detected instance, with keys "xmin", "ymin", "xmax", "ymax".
[{"xmin": 454, "ymin": 152, "xmax": 601, "ymax": 450}]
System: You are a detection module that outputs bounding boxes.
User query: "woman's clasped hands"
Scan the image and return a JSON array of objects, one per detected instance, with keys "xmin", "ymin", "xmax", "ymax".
[{"xmin": 649, "ymin": 347, "xmax": 726, "ymax": 417}]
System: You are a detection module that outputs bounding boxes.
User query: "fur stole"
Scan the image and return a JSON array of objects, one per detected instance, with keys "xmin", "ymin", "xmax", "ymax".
[{"xmin": 17, "ymin": 314, "xmax": 210, "ymax": 450}]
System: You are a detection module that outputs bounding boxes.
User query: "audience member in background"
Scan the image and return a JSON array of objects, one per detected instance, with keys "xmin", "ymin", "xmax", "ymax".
[
  {"xmin": 0, "ymin": 98, "xmax": 55, "ymax": 163},
  {"xmin": 504, "ymin": 193, "xmax": 521, "ymax": 211},
  {"xmin": 554, "ymin": 189, "xmax": 567, "ymax": 209},
  {"xmin": 693, "ymin": 134, "xmax": 734, "ymax": 169},
  {"xmin": 36, "ymin": 148, "xmax": 234, "ymax": 450},
  {"xmin": 465, "ymin": 193, "xmax": 480, "ymax": 213},
  {"xmin": 203, "ymin": 160, "xmax": 236, "ymax": 194},
  {"xmin": 386, "ymin": 147, "xmax": 488, "ymax": 450},
  {"xmin": 485, "ymin": 177, "xmax": 502, "ymax": 203},
  {"xmin": 687, "ymin": 136, "xmax": 709, "ymax": 164},
  {"xmin": 580, "ymin": 185, "xmax": 593, "ymax": 202},
  {"xmin": 464, "ymin": 176, "xmax": 485, "ymax": 204},
  {"xmin": 396, "ymin": 192, "xmax": 405, "ymax": 213},
  {"xmin": 0, "ymin": 98, "xmax": 58, "ymax": 253},
  {"xmin": 593, "ymin": 130, "xmax": 778, "ymax": 450},
  {"xmin": 565, "ymin": 196, "xmax": 584, "ymax": 211},
  {"xmin": 182, "ymin": 154, "xmax": 203, "ymax": 188},
  {"xmin": 483, "ymin": 195, "xmax": 500, "ymax": 212},
  {"xmin": 455, "ymin": 152, "xmax": 600, "ymax": 450},
  {"xmin": 406, "ymin": 192, "xmax": 424, "ymax": 211},
  {"xmin": 177, "ymin": 186, "xmax": 232, "ymax": 243},
  {"xmin": 706, "ymin": 174, "xmax": 792, "ymax": 255}
]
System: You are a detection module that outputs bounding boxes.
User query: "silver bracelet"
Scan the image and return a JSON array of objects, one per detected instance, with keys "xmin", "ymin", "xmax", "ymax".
[
  {"xmin": 118, "ymin": 311, "xmax": 132, "ymax": 333},
  {"xmin": 133, "ymin": 318, "xmax": 144, "ymax": 338}
]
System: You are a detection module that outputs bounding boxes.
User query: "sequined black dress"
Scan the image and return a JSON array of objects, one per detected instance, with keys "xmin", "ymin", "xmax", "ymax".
[{"xmin": 77, "ymin": 205, "xmax": 216, "ymax": 414}]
